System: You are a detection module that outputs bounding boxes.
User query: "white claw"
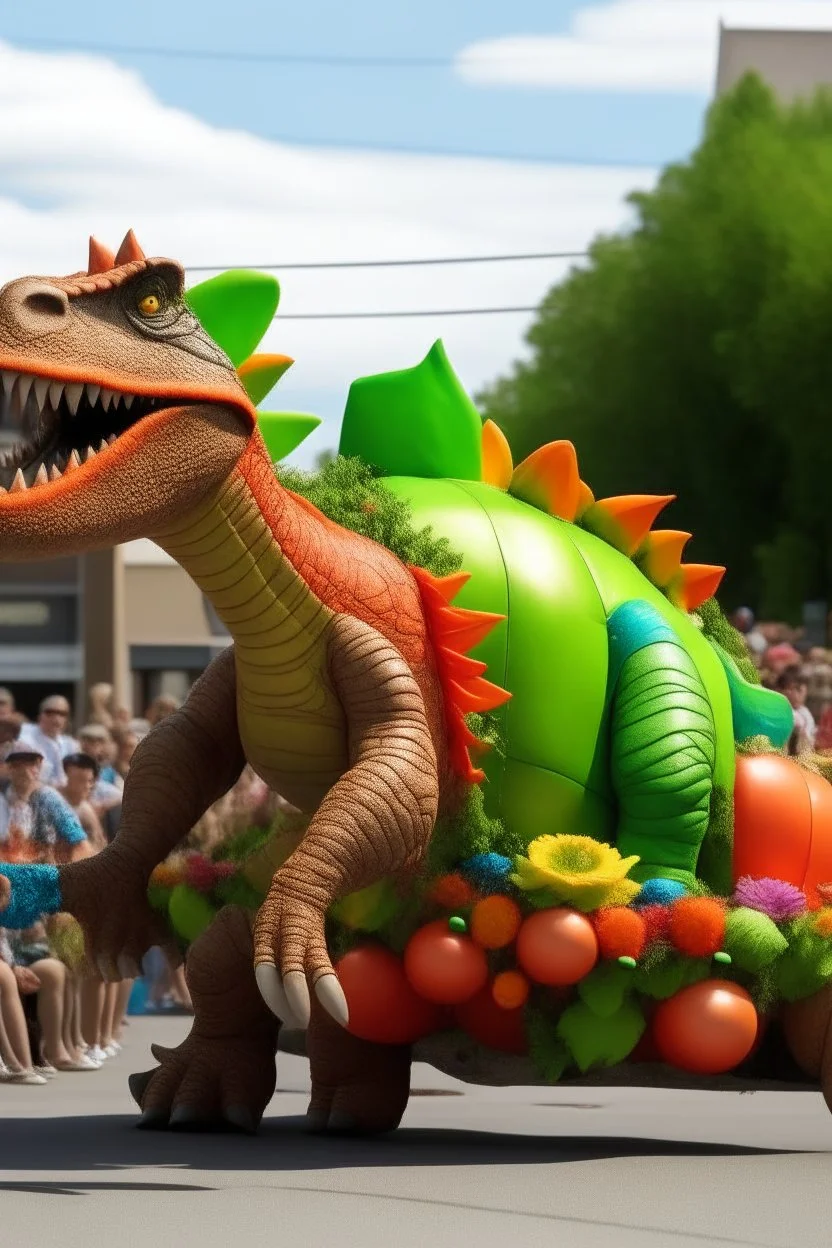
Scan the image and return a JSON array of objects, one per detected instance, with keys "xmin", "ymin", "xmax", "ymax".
[
  {"xmin": 314, "ymin": 974, "xmax": 349, "ymax": 1028},
  {"xmin": 255, "ymin": 962, "xmax": 297, "ymax": 1026},
  {"xmin": 283, "ymin": 970, "xmax": 311, "ymax": 1029}
]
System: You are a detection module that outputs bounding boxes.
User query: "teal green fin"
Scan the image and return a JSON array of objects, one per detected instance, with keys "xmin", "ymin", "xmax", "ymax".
[
  {"xmin": 257, "ymin": 412, "xmax": 321, "ymax": 462},
  {"xmin": 338, "ymin": 340, "xmax": 482, "ymax": 480},
  {"xmin": 607, "ymin": 601, "xmax": 716, "ymax": 886},
  {"xmin": 185, "ymin": 270, "xmax": 281, "ymax": 366},
  {"xmin": 708, "ymin": 640, "xmax": 793, "ymax": 747}
]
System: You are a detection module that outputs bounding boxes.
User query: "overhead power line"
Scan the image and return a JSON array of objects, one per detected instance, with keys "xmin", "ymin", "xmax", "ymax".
[
  {"xmin": 275, "ymin": 305, "xmax": 539, "ymax": 320},
  {"xmin": 186, "ymin": 249, "xmax": 588, "ymax": 272},
  {"xmin": 14, "ymin": 36, "xmax": 461, "ymax": 66}
]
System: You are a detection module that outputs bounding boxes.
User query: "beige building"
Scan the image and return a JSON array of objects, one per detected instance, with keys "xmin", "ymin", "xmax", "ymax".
[{"xmin": 716, "ymin": 26, "xmax": 832, "ymax": 99}]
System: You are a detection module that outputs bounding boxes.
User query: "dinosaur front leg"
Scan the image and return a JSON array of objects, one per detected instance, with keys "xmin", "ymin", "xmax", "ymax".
[
  {"xmin": 254, "ymin": 613, "xmax": 440, "ymax": 1028},
  {"xmin": 130, "ymin": 905, "xmax": 279, "ymax": 1132}
]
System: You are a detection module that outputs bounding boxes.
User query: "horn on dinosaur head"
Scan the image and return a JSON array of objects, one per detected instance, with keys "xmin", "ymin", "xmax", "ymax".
[
  {"xmin": 87, "ymin": 236, "xmax": 116, "ymax": 275},
  {"xmin": 114, "ymin": 229, "xmax": 146, "ymax": 266}
]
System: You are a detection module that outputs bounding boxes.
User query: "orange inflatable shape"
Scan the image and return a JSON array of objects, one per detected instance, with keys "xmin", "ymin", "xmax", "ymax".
[
  {"xmin": 87, "ymin": 236, "xmax": 115, "ymax": 275},
  {"xmin": 640, "ymin": 529, "xmax": 692, "ymax": 586},
  {"xmin": 481, "ymin": 419, "xmax": 513, "ymax": 489},
  {"xmin": 114, "ymin": 228, "xmax": 145, "ymax": 266},
  {"xmin": 509, "ymin": 440, "xmax": 581, "ymax": 521},
  {"xmin": 670, "ymin": 563, "xmax": 726, "ymax": 612},
  {"xmin": 587, "ymin": 494, "xmax": 675, "ymax": 556},
  {"xmin": 652, "ymin": 980, "xmax": 758, "ymax": 1075}
]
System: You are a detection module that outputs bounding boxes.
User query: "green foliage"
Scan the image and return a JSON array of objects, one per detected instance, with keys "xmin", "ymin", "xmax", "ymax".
[
  {"xmin": 277, "ymin": 455, "xmax": 463, "ymax": 577},
  {"xmin": 425, "ymin": 783, "xmax": 525, "ymax": 878},
  {"xmin": 479, "ymin": 74, "xmax": 832, "ymax": 614},
  {"xmin": 556, "ymin": 997, "xmax": 645, "ymax": 1072},
  {"xmin": 696, "ymin": 785, "xmax": 734, "ymax": 895},
  {"xmin": 527, "ymin": 1007, "xmax": 570, "ymax": 1082},
  {"xmin": 697, "ymin": 598, "xmax": 759, "ymax": 684}
]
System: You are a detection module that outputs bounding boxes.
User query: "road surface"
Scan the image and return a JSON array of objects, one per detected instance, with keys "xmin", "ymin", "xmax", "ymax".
[{"xmin": 1, "ymin": 1016, "xmax": 831, "ymax": 1247}]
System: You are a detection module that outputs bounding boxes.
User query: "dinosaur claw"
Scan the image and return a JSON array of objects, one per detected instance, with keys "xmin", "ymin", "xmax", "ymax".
[
  {"xmin": 222, "ymin": 1105, "xmax": 257, "ymax": 1135},
  {"xmin": 150, "ymin": 1043, "xmax": 175, "ymax": 1063},
  {"xmin": 128, "ymin": 1068, "xmax": 156, "ymax": 1108},
  {"xmin": 136, "ymin": 1107, "xmax": 169, "ymax": 1131},
  {"xmin": 169, "ymin": 1106, "xmax": 212, "ymax": 1131},
  {"xmin": 326, "ymin": 1111, "xmax": 361, "ymax": 1134},
  {"xmin": 283, "ymin": 970, "xmax": 311, "ymax": 1029},
  {"xmin": 305, "ymin": 1108, "xmax": 330, "ymax": 1133},
  {"xmin": 255, "ymin": 962, "xmax": 297, "ymax": 1026},
  {"xmin": 315, "ymin": 974, "xmax": 349, "ymax": 1027}
]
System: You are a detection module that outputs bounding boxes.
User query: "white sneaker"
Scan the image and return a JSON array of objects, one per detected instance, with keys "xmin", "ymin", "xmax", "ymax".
[
  {"xmin": 34, "ymin": 1063, "xmax": 57, "ymax": 1078},
  {"xmin": 58, "ymin": 1053, "xmax": 101, "ymax": 1071},
  {"xmin": 6, "ymin": 1069, "xmax": 48, "ymax": 1085},
  {"xmin": 103, "ymin": 1044, "xmax": 119, "ymax": 1059},
  {"xmin": 87, "ymin": 1045, "xmax": 107, "ymax": 1064}
]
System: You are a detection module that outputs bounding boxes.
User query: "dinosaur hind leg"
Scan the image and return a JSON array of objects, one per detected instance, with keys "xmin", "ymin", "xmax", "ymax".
[{"xmin": 129, "ymin": 905, "xmax": 280, "ymax": 1133}]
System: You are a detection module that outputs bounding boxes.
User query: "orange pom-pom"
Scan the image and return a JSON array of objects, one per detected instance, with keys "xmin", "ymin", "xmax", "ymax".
[
  {"xmin": 668, "ymin": 897, "xmax": 726, "ymax": 957},
  {"xmin": 593, "ymin": 907, "xmax": 647, "ymax": 960},
  {"xmin": 427, "ymin": 873, "xmax": 477, "ymax": 909},
  {"xmin": 814, "ymin": 909, "xmax": 832, "ymax": 937},
  {"xmin": 492, "ymin": 970, "xmax": 530, "ymax": 1010},
  {"xmin": 470, "ymin": 895, "xmax": 522, "ymax": 949}
]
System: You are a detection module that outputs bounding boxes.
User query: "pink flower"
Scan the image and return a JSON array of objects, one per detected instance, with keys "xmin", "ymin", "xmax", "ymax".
[{"xmin": 732, "ymin": 876, "xmax": 807, "ymax": 923}]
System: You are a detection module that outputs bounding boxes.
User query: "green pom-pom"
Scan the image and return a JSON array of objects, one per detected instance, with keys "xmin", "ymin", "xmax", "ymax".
[
  {"xmin": 147, "ymin": 884, "xmax": 173, "ymax": 912},
  {"xmin": 168, "ymin": 884, "xmax": 216, "ymax": 943},
  {"xmin": 578, "ymin": 962, "xmax": 633, "ymax": 1018},
  {"xmin": 713, "ymin": 951, "xmax": 732, "ymax": 965},
  {"xmin": 725, "ymin": 907, "xmax": 788, "ymax": 973},
  {"xmin": 618, "ymin": 956, "xmax": 637, "ymax": 969},
  {"xmin": 448, "ymin": 915, "xmax": 467, "ymax": 933},
  {"xmin": 330, "ymin": 879, "xmax": 401, "ymax": 932},
  {"xmin": 634, "ymin": 949, "xmax": 709, "ymax": 999},
  {"xmin": 774, "ymin": 914, "xmax": 832, "ymax": 1002},
  {"xmin": 556, "ymin": 999, "xmax": 646, "ymax": 1073}
]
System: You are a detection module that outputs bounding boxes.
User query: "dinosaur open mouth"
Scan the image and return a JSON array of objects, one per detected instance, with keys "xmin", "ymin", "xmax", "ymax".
[{"xmin": 0, "ymin": 369, "xmax": 182, "ymax": 493}]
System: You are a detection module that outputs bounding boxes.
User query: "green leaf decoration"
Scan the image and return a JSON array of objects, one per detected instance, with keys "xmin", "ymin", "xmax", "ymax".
[
  {"xmin": 725, "ymin": 907, "xmax": 788, "ymax": 973},
  {"xmin": 167, "ymin": 884, "xmax": 216, "ymax": 944},
  {"xmin": 577, "ymin": 962, "xmax": 633, "ymax": 1018},
  {"xmin": 257, "ymin": 412, "xmax": 321, "ymax": 462},
  {"xmin": 238, "ymin": 353, "xmax": 293, "ymax": 405},
  {"xmin": 185, "ymin": 270, "xmax": 281, "ymax": 366},
  {"xmin": 338, "ymin": 340, "xmax": 483, "ymax": 480},
  {"xmin": 557, "ymin": 998, "xmax": 646, "ymax": 1073}
]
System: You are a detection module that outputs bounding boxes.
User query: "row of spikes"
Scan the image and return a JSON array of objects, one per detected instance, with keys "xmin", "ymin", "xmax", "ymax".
[{"xmin": 480, "ymin": 421, "xmax": 724, "ymax": 613}]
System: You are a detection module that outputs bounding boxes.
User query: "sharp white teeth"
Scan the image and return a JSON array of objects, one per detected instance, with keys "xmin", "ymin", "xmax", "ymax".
[
  {"xmin": 98, "ymin": 439, "xmax": 108, "ymax": 453},
  {"xmin": 34, "ymin": 464, "xmax": 48, "ymax": 486},
  {"xmin": 100, "ymin": 388, "xmax": 113, "ymax": 412},
  {"xmin": 49, "ymin": 464, "xmax": 61, "ymax": 482},
  {"xmin": 10, "ymin": 468, "xmax": 26, "ymax": 493},
  {"xmin": 85, "ymin": 384, "xmax": 100, "ymax": 406},
  {"xmin": 123, "ymin": 394, "xmax": 134, "ymax": 410},
  {"xmin": 49, "ymin": 380, "xmax": 64, "ymax": 408},
  {"xmin": 1, "ymin": 370, "xmax": 16, "ymax": 397},
  {"xmin": 107, "ymin": 434, "xmax": 116, "ymax": 446},
  {"xmin": 84, "ymin": 445, "xmax": 96, "ymax": 462},
  {"xmin": 16, "ymin": 375, "xmax": 33, "ymax": 405},
  {"xmin": 0, "ymin": 485, "xmax": 6, "ymax": 495},
  {"xmin": 111, "ymin": 393, "xmax": 121, "ymax": 410},
  {"xmin": 33, "ymin": 377, "xmax": 49, "ymax": 410},
  {"xmin": 65, "ymin": 450, "xmax": 81, "ymax": 472},
  {"xmin": 65, "ymin": 382, "xmax": 83, "ymax": 416}
]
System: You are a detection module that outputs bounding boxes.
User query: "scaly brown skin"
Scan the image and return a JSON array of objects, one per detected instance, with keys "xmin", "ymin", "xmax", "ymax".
[{"xmin": 781, "ymin": 989, "xmax": 832, "ymax": 1111}]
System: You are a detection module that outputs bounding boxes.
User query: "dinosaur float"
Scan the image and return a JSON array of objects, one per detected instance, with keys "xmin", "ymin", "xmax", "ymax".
[{"xmin": 2, "ymin": 234, "xmax": 832, "ymax": 1135}]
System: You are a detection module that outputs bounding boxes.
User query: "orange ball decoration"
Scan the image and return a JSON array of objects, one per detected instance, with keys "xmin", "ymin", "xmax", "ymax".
[
  {"xmin": 336, "ymin": 945, "xmax": 443, "ymax": 1044},
  {"xmin": 516, "ymin": 908, "xmax": 598, "ymax": 986},
  {"xmin": 667, "ymin": 897, "xmax": 726, "ymax": 958},
  {"xmin": 404, "ymin": 919, "xmax": 489, "ymax": 1004},
  {"xmin": 652, "ymin": 980, "xmax": 758, "ymax": 1075},
  {"xmin": 492, "ymin": 970, "xmax": 529, "ymax": 1010},
  {"xmin": 593, "ymin": 907, "xmax": 647, "ymax": 960},
  {"xmin": 427, "ymin": 873, "xmax": 477, "ymax": 909},
  {"xmin": 470, "ymin": 895, "xmax": 522, "ymax": 949},
  {"xmin": 455, "ymin": 984, "xmax": 528, "ymax": 1054}
]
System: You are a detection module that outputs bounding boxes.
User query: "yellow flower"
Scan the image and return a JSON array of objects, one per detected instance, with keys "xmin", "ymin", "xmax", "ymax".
[{"xmin": 511, "ymin": 834, "xmax": 641, "ymax": 912}]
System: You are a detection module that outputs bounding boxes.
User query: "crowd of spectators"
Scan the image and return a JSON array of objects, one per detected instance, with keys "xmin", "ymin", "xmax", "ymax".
[
  {"xmin": 0, "ymin": 686, "xmax": 211, "ymax": 1089},
  {"xmin": 731, "ymin": 607, "xmax": 832, "ymax": 754}
]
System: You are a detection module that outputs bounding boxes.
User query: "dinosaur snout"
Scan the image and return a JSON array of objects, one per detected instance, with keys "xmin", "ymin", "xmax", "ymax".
[{"xmin": 4, "ymin": 280, "xmax": 71, "ymax": 337}]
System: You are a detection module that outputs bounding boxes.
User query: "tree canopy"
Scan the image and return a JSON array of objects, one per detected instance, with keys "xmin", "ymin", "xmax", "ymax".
[{"xmin": 479, "ymin": 74, "xmax": 832, "ymax": 619}]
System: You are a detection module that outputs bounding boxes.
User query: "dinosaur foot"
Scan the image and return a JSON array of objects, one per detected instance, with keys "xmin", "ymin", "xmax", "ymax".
[
  {"xmin": 306, "ymin": 998, "xmax": 411, "ymax": 1135},
  {"xmin": 131, "ymin": 904, "xmax": 279, "ymax": 1133},
  {"xmin": 782, "ymin": 984, "xmax": 832, "ymax": 1112}
]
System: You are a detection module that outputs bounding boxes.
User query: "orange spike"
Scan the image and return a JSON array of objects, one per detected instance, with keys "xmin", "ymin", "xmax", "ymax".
[
  {"xmin": 114, "ymin": 229, "xmax": 146, "ymax": 266},
  {"xmin": 427, "ymin": 569, "xmax": 471, "ymax": 603},
  {"xmin": 448, "ymin": 676, "xmax": 512, "ymax": 714},
  {"xmin": 509, "ymin": 440, "xmax": 581, "ymax": 521},
  {"xmin": 439, "ymin": 648, "xmax": 489, "ymax": 681},
  {"xmin": 438, "ymin": 605, "xmax": 506, "ymax": 651},
  {"xmin": 576, "ymin": 479, "xmax": 595, "ymax": 518},
  {"xmin": 640, "ymin": 529, "xmax": 692, "ymax": 586},
  {"xmin": 586, "ymin": 494, "xmax": 675, "ymax": 556},
  {"xmin": 87, "ymin": 236, "xmax": 115, "ymax": 275},
  {"xmin": 671, "ymin": 563, "xmax": 726, "ymax": 612},
  {"xmin": 481, "ymin": 419, "xmax": 513, "ymax": 489}
]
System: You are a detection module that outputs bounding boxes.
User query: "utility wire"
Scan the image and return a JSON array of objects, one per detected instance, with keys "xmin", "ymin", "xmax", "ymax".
[
  {"xmin": 275, "ymin": 306, "xmax": 539, "ymax": 320},
  {"xmin": 186, "ymin": 250, "xmax": 588, "ymax": 272}
]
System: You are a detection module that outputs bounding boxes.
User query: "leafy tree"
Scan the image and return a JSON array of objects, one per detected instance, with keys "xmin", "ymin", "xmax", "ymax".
[{"xmin": 479, "ymin": 74, "xmax": 832, "ymax": 618}]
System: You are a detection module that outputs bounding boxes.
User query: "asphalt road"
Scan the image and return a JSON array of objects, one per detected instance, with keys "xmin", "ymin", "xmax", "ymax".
[{"xmin": 1, "ymin": 1016, "xmax": 831, "ymax": 1248}]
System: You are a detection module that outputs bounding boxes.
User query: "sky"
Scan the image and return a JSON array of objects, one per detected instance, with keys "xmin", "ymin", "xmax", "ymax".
[{"xmin": 1, "ymin": 0, "xmax": 831, "ymax": 464}]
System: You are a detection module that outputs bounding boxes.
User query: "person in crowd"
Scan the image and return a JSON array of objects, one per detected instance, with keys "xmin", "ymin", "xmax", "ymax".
[
  {"xmin": 777, "ymin": 666, "xmax": 816, "ymax": 752},
  {"xmin": 731, "ymin": 607, "xmax": 768, "ymax": 660},
  {"xmin": 17, "ymin": 695, "xmax": 80, "ymax": 787},
  {"xmin": 0, "ymin": 929, "xmax": 48, "ymax": 1084},
  {"xmin": 87, "ymin": 682, "xmax": 115, "ymax": 731},
  {"xmin": 800, "ymin": 647, "xmax": 832, "ymax": 725},
  {"xmin": 60, "ymin": 754, "xmax": 107, "ymax": 851},
  {"xmin": 0, "ymin": 745, "xmax": 92, "ymax": 864},
  {"xmin": 78, "ymin": 723, "xmax": 122, "ymax": 789},
  {"xmin": 144, "ymin": 694, "xmax": 180, "ymax": 727},
  {"xmin": 0, "ymin": 687, "xmax": 18, "ymax": 723},
  {"xmin": 110, "ymin": 726, "xmax": 139, "ymax": 781}
]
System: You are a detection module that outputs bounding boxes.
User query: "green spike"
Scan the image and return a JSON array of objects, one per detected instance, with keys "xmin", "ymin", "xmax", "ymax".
[
  {"xmin": 257, "ymin": 411, "xmax": 321, "ymax": 462},
  {"xmin": 238, "ymin": 353, "xmax": 293, "ymax": 405},
  {"xmin": 338, "ymin": 340, "xmax": 483, "ymax": 480},
  {"xmin": 185, "ymin": 270, "xmax": 280, "ymax": 366}
]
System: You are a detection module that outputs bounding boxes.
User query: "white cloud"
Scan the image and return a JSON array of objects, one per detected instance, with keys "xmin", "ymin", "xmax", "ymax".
[
  {"xmin": 456, "ymin": 1, "xmax": 832, "ymax": 93},
  {"xmin": 0, "ymin": 40, "xmax": 657, "ymax": 463}
]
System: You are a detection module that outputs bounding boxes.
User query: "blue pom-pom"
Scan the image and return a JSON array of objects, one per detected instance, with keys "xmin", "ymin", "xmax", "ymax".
[
  {"xmin": 633, "ymin": 878, "xmax": 687, "ymax": 908},
  {"xmin": 460, "ymin": 852, "xmax": 513, "ymax": 893},
  {"xmin": 0, "ymin": 863, "xmax": 62, "ymax": 929}
]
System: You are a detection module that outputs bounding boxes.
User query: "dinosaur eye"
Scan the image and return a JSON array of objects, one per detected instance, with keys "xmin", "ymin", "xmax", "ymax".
[{"xmin": 137, "ymin": 293, "xmax": 161, "ymax": 316}]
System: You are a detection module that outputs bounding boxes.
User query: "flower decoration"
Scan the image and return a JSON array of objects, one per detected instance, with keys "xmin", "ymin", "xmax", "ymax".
[
  {"xmin": 733, "ymin": 876, "xmax": 807, "ymax": 923},
  {"xmin": 511, "ymin": 834, "xmax": 640, "ymax": 912},
  {"xmin": 813, "ymin": 909, "xmax": 832, "ymax": 938}
]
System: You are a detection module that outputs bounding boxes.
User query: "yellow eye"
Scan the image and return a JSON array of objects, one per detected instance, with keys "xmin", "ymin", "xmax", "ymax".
[{"xmin": 137, "ymin": 293, "xmax": 160, "ymax": 316}]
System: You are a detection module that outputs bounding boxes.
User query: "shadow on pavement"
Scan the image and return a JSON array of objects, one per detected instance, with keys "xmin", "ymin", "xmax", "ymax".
[{"xmin": 0, "ymin": 1113, "xmax": 796, "ymax": 1174}]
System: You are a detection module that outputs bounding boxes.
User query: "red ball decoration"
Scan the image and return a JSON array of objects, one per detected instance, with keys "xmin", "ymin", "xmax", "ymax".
[
  {"xmin": 593, "ymin": 907, "xmax": 647, "ymax": 960},
  {"xmin": 516, "ymin": 908, "xmax": 598, "ymax": 986},
  {"xmin": 455, "ymin": 984, "xmax": 528, "ymax": 1054},
  {"xmin": 335, "ymin": 945, "xmax": 442, "ymax": 1044},
  {"xmin": 640, "ymin": 904, "xmax": 671, "ymax": 947},
  {"xmin": 667, "ymin": 897, "xmax": 726, "ymax": 958},
  {"xmin": 470, "ymin": 896, "xmax": 522, "ymax": 949},
  {"xmin": 404, "ymin": 919, "xmax": 489, "ymax": 1004},
  {"xmin": 652, "ymin": 980, "xmax": 758, "ymax": 1075}
]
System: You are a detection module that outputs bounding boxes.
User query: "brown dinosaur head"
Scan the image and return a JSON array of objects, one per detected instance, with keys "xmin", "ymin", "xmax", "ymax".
[{"xmin": 0, "ymin": 230, "xmax": 255, "ymax": 559}]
